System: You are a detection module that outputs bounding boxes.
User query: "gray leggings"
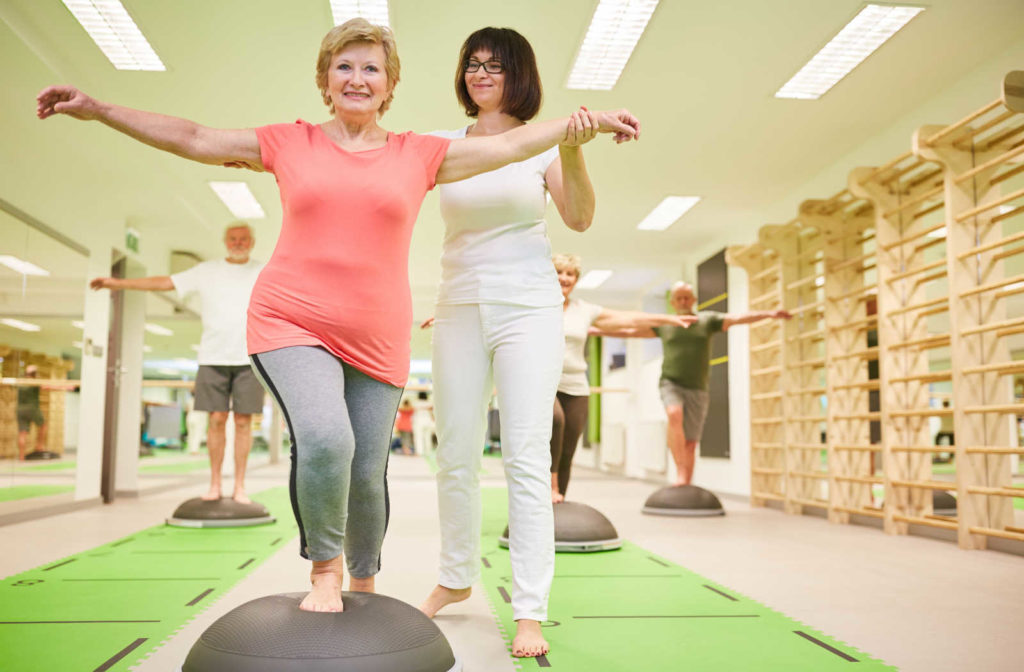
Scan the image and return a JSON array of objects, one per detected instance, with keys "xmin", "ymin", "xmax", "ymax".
[{"xmin": 250, "ymin": 346, "xmax": 403, "ymax": 576}]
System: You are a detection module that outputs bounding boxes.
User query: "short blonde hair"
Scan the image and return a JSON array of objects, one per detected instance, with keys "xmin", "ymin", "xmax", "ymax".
[
  {"xmin": 552, "ymin": 253, "xmax": 582, "ymax": 277},
  {"xmin": 315, "ymin": 18, "xmax": 401, "ymax": 116}
]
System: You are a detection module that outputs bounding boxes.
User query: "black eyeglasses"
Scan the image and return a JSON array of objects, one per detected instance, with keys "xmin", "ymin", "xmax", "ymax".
[{"xmin": 464, "ymin": 59, "xmax": 503, "ymax": 74}]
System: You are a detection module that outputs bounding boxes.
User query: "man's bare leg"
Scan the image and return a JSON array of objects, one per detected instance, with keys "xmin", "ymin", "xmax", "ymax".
[
  {"xmin": 512, "ymin": 619, "xmax": 549, "ymax": 658},
  {"xmin": 203, "ymin": 411, "xmax": 228, "ymax": 500},
  {"xmin": 232, "ymin": 413, "xmax": 253, "ymax": 503},
  {"xmin": 419, "ymin": 584, "xmax": 472, "ymax": 617},
  {"xmin": 35, "ymin": 423, "xmax": 48, "ymax": 453},
  {"xmin": 550, "ymin": 472, "xmax": 564, "ymax": 503},
  {"xmin": 302, "ymin": 555, "xmax": 345, "ymax": 612},
  {"xmin": 665, "ymin": 405, "xmax": 691, "ymax": 485},
  {"xmin": 17, "ymin": 431, "xmax": 28, "ymax": 460},
  {"xmin": 680, "ymin": 439, "xmax": 698, "ymax": 485}
]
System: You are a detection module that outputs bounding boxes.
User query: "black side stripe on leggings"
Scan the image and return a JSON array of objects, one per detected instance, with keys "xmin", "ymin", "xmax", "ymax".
[{"xmin": 250, "ymin": 354, "xmax": 309, "ymax": 559}]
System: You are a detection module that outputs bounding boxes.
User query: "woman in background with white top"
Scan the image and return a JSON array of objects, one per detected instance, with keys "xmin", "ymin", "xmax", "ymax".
[
  {"xmin": 418, "ymin": 27, "xmax": 639, "ymax": 658},
  {"xmin": 550, "ymin": 254, "xmax": 696, "ymax": 504}
]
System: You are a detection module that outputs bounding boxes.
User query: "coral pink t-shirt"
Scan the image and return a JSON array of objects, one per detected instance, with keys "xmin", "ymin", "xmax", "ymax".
[{"xmin": 248, "ymin": 120, "xmax": 450, "ymax": 386}]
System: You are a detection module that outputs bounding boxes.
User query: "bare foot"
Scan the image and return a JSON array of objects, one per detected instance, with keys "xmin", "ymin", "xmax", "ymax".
[
  {"xmin": 201, "ymin": 486, "xmax": 221, "ymax": 501},
  {"xmin": 512, "ymin": 619, "xmax": 549, "ymax": 658},
  {"xmin": 551, "ymin": 489, "xmax": 564, "ymax": 504},
  {"xmin": 349, "ymin": 575, "xmax": 375, "ymax": 593},
  {"xmin": 300, "ymin": 557, "xmax": 345, "ymax": 612},
  {"xmin": 419, "ymin": 584, "xmax": 471, "ymax": 618},
  {"xmin": 232, "ymin": 490, "xmax": 252, "ymax": 505}
]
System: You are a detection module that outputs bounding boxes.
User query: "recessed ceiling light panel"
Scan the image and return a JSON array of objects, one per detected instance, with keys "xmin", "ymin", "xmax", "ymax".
[
  {"xmin": 62, "ymin": 0, "xmax": 166, "ymax": 71},
  {"xmin": 567, "ymin": 0, "xmax": 659, "ymax": 91}
]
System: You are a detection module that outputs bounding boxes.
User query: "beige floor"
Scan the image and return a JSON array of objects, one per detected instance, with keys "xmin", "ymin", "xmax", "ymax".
[{"xmin": 2, "ymin": 453, "xmax": 1022, "ymax": 672}]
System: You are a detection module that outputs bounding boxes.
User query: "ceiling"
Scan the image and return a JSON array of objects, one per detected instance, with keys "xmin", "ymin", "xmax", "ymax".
[{"xmin": 2, "ymin": 0, "xmax": 1024, "ymax": 367}]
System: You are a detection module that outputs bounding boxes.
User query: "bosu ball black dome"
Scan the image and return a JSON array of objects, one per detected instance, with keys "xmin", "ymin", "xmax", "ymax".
[
  {"xmin": 933, "ymin": 490, "xmax": 958, "ymax": 516},
  {"xmin": 166, "ymin": 497, "xmax": 275, "ymax": 528},
  {"xmin": 642, "ymin": 484, "xmax": 725, "ymax": 517},
  {"xmin": 499, "ymin": 501, "xmax": 622, "ymax": 552},
  {"xmin": 181, "ymin": 592, "xmax": 461, "ymax": 672}
]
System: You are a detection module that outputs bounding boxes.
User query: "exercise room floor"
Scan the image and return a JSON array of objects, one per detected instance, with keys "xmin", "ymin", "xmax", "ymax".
[{"xmin": 2, "ymin": 454, "xmax": 1021, "ymax": 672}]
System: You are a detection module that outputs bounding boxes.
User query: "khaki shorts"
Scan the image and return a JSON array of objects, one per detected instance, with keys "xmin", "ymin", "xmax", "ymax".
[
  {"xmin": 658, "ymin": 378, "xmax": 710, "ymax": 442},
  {"xmin": 194, "ymin": 365, "xmax": 264, "ymax": 414}
]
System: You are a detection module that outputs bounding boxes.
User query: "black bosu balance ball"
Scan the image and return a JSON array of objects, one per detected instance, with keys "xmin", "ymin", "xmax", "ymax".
[
  {"xmin": 933, "ymin": 490, "xmax": 958, "ymax": 516},
  {"xmin": 181, "ymin": 592, "xmax": 461, "ymax": 672},
  {"xmin": 166, "ymin": 497, "xmax": 275, "ymax": 528},
  {"xmin": 642, "ymin": 484, "xmax": 725, "ymax": 516},
  {"xmin": 499, "ymin": 501, "xmax": 622, "ymax": 552},
  {"xmin": 24, "ymin": 450, "xmax": 61, "ymax": 460}
]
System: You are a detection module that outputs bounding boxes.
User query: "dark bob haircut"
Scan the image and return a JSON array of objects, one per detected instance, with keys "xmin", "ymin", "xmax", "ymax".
[{"xmin": 455, "ymin": 27, "xmax": 542, "ymax": 122}]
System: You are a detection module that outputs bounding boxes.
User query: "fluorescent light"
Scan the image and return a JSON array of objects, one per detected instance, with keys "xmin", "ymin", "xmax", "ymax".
[
  {"xmin": 775, "ymin": 4, "xmax": 924, "ymax": 100},
  {"xmin": 0, "ymin": 255, "xmax": 50, "ymax": 277},
  {"xmin": 927, "ymin": 227, "xmax": 947, "ymax": 239},
  {"xmin": 156, "ymin": 368, "xmax": 179, "ymax": 376},
  {"xmin": 144, "ymin": 323, "xmax": 173, "ymax": 336},
  {"xmin": 61, "ymin": 0, "xmax": 165, "ymax": 71},
  {"xmin": 409, "ymin": 359, "xmax": 432, "ymax": 374},
  {"xmin": 576, "ymin": 269, "xmax": 614, "ymax": 289},
  {"xmin": 209, "ymin": 182, "xmax": 265, "ymax": 219},
  {"xmin": 1005, "ymin": 282, "xmax": 1024, "ymax": 292},
  {"xmin": 330, "ymin": 1, "xmax": 390, "ymax": 27},
  {"xmin": 72, "ymin": 320, "xmax": 85, "ymax": 329},
  {"xmin": 1, "ymin": 318, "xmax": 41, "ymax": 333},
  {"xmin": 143, "ymin": 345, "xmax": 153, "ymax": 353},
  {"xmin": 73, "ymin": 340, "xmax": 84, "ymax": 349},
  {"xmin": 637, "ymin": 196, "xmax": 701, "ymax": 231},
  {"xmin": 567, "ymin": 0, "xmax": 660, "ymax": 90},
  {"xmin": 815, "ymin": 276, "xmax": 825, "ymax": 287},
  {"xmin": 190, "ymin": 344, "xmax": 200, "ymax": 352}
]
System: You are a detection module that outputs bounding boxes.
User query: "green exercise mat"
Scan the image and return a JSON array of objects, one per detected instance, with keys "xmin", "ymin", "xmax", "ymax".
[
  {"xmin": 0, "ymin": 487, "xmax": 297, "ymax": 672},
  {"xmin": 0, "ymin": 484, "xmax": 74, "ymax": 502},
  {"xmin": 478, "ymin": 488, "xmax": 895, "ymax": 671}
]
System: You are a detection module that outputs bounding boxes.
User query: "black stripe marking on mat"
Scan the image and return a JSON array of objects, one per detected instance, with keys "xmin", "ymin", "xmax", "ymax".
[
  {"xmin": 43, "ymin": 558, "xmax": 76, "ymax": 571},
  {"xmin": 93, "ymin": 637, "xmax": 147, "ymax": 672},
  {"xmin": 703, "ymin": 584, "xmax": 739, "ymax": 601},
  {"xmin": 794, "ymin": 631, "xmax": 859, "ymax": 662},
  {"xmin": 574, "ymin": 614, "xmax": 760, "ymax": 619},
  {"xmin": 186, "ymin": 588, "xmax": 215, "ymax": 606},
  {"xmin": 110, "ymin": 538, "xmax": 134, "ymax": 547},
  {"xmin": 0, "ymin": 620, "xmax": 160, "ymax": 624},
  {"xmin": 497, "ymin": 587, "xmax": 512, "ymax": 603},
  {"xmin": 535, "ymin": 654, "xmax": 551, "ymax": 667},
  {"xmin": 63, "ymin": 578, "xmax": 221, "ymax": 582},
  {"xmin": 481, "ymin": 557, "xmax": 492, "ymax": 568},
  {"xmin": 270, "ymin": 537, "xmax": 282, "ymax": 547},
  {"xmin": 647, "ymin": 556, "xmax": 670, "ymax": 567},
  {"xmin": 238, "ymin": 558, "xmax": 255, "ymax": 570}
]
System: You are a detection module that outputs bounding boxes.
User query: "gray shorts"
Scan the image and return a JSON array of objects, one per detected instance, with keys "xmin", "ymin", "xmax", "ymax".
[
  {"xmin": 658, "ymin": 379, "xmax": 710, "ymax": 441},
  {"xmin": 17, "ymin": 407, "xmax": 45, "ymax": 432},
  {"xmin": 194, "ymin": 365, "xmax": 264, "ymax": 414}
]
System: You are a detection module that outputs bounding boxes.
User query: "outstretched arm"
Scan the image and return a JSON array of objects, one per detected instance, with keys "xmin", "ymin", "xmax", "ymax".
[
  {"xmin": 36, "ymin": 86, "xmax": 263, "ymax": 170},
  {"xmin": 90, "ymin": 276, "xmax": 174, "ymax": 292},
  {"xmin": 722, "ymin": 309, "xmax": 792, "ymax": 331},
  {"xmin": 547, "ymin": 108, "xmax": 598, "ymax": 232},
  {"xmin": 436, "ymin": 109, "xmax": 639, "ymax": 184},
  {"xmin": 592, "ymin": 308, "xmax": 696, "ymax": 334}
]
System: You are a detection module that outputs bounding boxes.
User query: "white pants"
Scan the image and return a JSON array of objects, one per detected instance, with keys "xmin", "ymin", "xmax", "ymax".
[{"xmin": 432, "ymin": 302, "xmax": 563, "ymax": 622}]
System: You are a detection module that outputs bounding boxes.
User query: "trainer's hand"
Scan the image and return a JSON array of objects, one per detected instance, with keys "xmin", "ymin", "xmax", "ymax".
[
  {"xmin": 594, "ymin": 109, "xmax": 641, "ymax": 144},
  {"xmin": 90, "ymin": 277, "xmax": 119, "ymax": 291},
  {"xmin": 561, "ymin": 106, "xmax": 599, "ymax": 147},
  {"xmin": 420, "ymin": 317, "xmax": 435, "ymax": 329},
  {"xmin": 773, "ymin": 309, "xmax": 793, "ymax": 320},
  {"xmin": 37, "ymin": 85, "xmax": 103, "ymax": 121},
  {"xmin": 673, "ymin": 315, "xmax": 699, "ymax": 328}
]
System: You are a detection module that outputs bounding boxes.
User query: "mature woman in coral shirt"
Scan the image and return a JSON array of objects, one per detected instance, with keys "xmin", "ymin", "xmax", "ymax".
[{"xmin": 36, "ymin": 18, "xmax": 638, "ymax": 615}]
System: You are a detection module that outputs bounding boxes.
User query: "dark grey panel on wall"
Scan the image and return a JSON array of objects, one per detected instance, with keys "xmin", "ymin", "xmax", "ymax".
[{"xmin": 698, "ymin": 249, "xmax": 730, "ymax": 459}]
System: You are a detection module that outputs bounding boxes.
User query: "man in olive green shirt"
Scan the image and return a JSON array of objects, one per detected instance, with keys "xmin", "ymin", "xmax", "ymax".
[{"xmin": 631, "ymin": 282, "xmax": 790, "ymax": 485}]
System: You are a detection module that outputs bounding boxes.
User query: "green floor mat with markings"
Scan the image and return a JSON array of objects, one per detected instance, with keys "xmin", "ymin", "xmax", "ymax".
[
  {"xmin": 478, "ymin": 488, "xmax": 895, "ymax": 671},
  {"xmin": 0, "ymin": 484, "xmax": 74, "ymax": 502},
  {"xmin": 0, "ymin": 487, "xmax": 297, "ymax": 672}
]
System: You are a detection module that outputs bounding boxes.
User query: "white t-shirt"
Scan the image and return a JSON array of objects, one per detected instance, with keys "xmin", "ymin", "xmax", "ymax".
[
  {"xmin": 559, "ymin": 298, "xmax": 604, "ymax": 395},
  {"xmin": 430, "ymin": 127, "xmax": 562, "ymax": 307},
  {"xmin": 171, "ymin": 258, "xmax": 265, "ymax": 365}
]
